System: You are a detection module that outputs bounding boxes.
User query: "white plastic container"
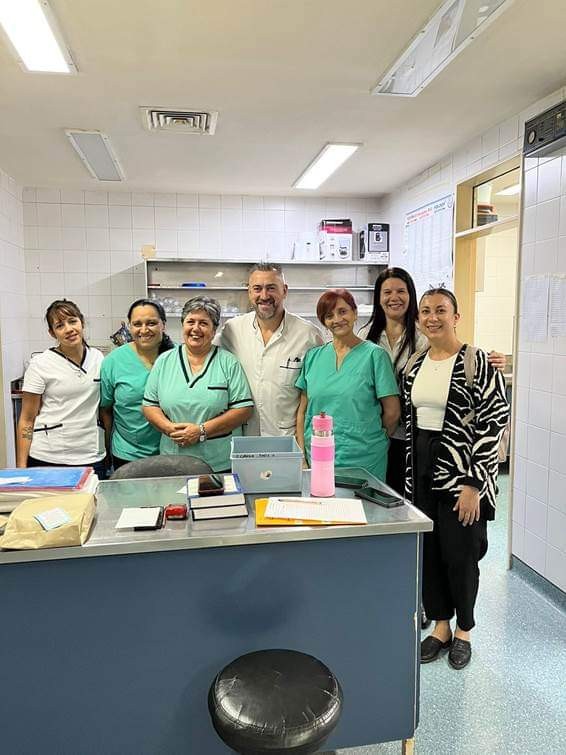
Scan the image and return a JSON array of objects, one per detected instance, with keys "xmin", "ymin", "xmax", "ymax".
[{"xmin": 230, "ymin": 436, "xmax": 303, "ymax": 493}]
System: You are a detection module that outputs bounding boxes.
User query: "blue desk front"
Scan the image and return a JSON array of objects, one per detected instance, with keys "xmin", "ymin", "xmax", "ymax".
[{"xmin": 1, "ymin": 472, "xmax": 431, "ymax": 754}]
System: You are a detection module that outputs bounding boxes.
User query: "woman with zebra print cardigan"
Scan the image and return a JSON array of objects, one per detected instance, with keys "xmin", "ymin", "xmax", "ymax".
[{"xmin": 403, "ymin": 288, "xmax": 508, "ymax": 670}]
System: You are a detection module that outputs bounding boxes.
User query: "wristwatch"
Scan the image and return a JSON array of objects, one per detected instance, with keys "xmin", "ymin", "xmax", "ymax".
[{"xmin": 199, "ymin": 423, "xmax": 207, "ymax": 443}]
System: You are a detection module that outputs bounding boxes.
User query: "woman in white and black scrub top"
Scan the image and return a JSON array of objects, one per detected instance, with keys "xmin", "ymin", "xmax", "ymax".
[{"xmin": 16, "ymin": 300, "xmax": 106, "ymax": 477}]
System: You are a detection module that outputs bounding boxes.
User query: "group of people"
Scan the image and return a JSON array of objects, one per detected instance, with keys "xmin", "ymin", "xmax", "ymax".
[{"xmin": 16, "ymin": 262, "xmax": 508, "ymax": 671}]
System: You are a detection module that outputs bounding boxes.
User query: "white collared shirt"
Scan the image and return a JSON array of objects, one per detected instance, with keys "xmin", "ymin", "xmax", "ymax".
[
  {"xmin": 23, "ymin": 346, "xmax": 105, "ymax": 464},
  {"xmin": 215, "ymin": 311, "xmax": 323, "ymax": 436}
]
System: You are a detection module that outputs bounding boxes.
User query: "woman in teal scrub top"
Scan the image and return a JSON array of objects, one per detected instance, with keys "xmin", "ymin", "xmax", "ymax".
[
  {"xmin": 143, "ymin": 297, "xmax": 254, "ymax": 472},
  {"xmin": 100, "ymin": 299, "xmax": 175, "ymax": 469},
  {"xmin": 296, "ymin": 289, "xmax": 400, "ymax": 481}
]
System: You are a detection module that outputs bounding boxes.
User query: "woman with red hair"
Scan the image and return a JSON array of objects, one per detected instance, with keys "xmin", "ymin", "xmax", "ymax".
[{"xmin": 295, "ymin": 289, "xmax": 400, "ymax": 480}]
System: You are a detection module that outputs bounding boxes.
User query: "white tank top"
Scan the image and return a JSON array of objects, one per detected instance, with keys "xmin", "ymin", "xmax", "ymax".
[{"xmin": 412, "ymin": 353, "xmax": 458, "ymax": 431}]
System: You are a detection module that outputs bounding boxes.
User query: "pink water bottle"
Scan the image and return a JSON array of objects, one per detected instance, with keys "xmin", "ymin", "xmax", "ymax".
[{"xmin": 310, "ymin": 412, "xmax": 335, "ymax": 497}]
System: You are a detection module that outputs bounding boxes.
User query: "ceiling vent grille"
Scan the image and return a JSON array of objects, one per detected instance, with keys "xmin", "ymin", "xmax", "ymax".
[{"xmin": 141, "ymin": 107, "xmax": 218, "ymax": 135}]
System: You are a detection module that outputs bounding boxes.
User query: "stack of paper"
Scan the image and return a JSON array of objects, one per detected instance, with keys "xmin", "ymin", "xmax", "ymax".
[
  {"xmin": 0, "ymin": 467, "xmax": 98, "ymax": 513},
  {"xmin": 256, "ymin": 496, "xmax": 367, "ymax": 526}
]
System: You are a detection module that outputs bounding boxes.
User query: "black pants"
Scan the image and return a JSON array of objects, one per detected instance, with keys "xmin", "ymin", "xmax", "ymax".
[
  {"xmin": 415, "ymin": 430, "xmax": 488, "ymax": 631},
  {"xmin": 386, "ymin": 437, "xmax": 407, "ymax": 495}
]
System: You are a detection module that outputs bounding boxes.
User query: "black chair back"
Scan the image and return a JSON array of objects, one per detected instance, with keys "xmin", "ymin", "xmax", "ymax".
[{"xmin": 110, "ymin": 454, "xmax": 213, "ymax": 480}]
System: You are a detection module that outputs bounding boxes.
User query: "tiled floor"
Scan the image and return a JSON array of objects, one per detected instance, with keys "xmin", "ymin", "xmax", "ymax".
[{"xmin": 334, "ymin": 475, "xmax": 566, "ymax": 755}]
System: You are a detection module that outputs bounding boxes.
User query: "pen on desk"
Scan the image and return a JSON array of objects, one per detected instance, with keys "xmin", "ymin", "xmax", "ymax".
[{"xmin": 275, "ymin": 497, "xmax": 325, "ymax": 504}]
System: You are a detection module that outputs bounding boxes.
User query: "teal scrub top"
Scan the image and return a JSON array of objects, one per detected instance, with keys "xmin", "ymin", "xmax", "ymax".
[
  {"xmin": 295, "ymin": 340, "xmax": 399, "ymax": 481},
  {"xmin": 100, "ymin": 343, "xmax": 162, "ymax": 461},
  {"xmin": 143, "ymin": 345, "xmax": 254, "ymax": 472}
]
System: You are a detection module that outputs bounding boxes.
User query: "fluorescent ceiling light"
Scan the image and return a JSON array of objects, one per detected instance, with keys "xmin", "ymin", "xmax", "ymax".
[
  {"xmin": 372, "ymin": 0, "xmax": 513, "ymax": 97},
  {"xmin": 495, "ymin": 183, "xmax": 521, "ymax": 196},
  {"xmin": 66, "ymin": 130, "xmax": 125, "ymax": 182},
  {"xmin": 0, "ymin": 0, "xmax": 76, "ymax": 73},
  {"xmin": 294, "ymin": 144, "xmax": 361, "ymax": 190}
]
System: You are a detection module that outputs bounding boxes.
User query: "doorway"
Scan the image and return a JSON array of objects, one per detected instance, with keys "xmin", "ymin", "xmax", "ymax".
[{"xmin": 453, "ymin": 156, "xmax": 521, "ymax": 565}]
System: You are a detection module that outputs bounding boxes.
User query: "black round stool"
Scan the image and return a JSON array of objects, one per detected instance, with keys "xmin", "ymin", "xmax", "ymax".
[{"xmin": 208, "ymin": 649, "xmax": 343, "ymax": 755}]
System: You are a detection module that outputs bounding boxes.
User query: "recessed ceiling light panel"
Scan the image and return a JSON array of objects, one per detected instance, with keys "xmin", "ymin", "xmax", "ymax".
[
  {"xmin": 65, "ymin": 130, "xmax": 124, "ymax": 182},
  {"xmin": 0, "ymin": 0, "xmax": 77, "ymax": 74},
  {"xmin": 294, "ymin": 143, "xmax": 361, "ymax": 190},
  {"xmin": 372, "ymin": 0, "xmax": 513, "ymax": 97}
]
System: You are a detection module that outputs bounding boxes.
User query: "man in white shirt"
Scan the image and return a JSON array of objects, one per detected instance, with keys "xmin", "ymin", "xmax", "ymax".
[{"xmin": 215, "ymin": 262, "xmax": 323, "ymax": 436}]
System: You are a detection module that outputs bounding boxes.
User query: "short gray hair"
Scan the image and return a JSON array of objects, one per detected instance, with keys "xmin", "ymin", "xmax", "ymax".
[
  {"xmin": 181, "ymin": 296, "xmax": 221, "ymax": 329},
  {"xmin": 248, "ymin": 261, "xmax": 286, "ymax": 283}
]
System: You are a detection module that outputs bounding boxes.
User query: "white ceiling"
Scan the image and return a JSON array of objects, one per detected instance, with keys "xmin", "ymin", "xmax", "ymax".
[{"xmin": 0, "ymin": 0, "xmax": 565, "ymax": 197}]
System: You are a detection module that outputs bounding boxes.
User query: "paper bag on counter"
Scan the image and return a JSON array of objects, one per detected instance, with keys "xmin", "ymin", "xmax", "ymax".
[{"xmin": 0, "ymin": 493, "xmax": 95, "ymax": 550}]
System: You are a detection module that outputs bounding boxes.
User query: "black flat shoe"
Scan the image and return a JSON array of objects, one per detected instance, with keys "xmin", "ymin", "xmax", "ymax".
[
  {"xmin": 448, "ymin": 638, "xmax": 472, "ymax": 669},
  {"xmin": 420, "ymin": 635, "xmax": 452, "ymax": 663}
]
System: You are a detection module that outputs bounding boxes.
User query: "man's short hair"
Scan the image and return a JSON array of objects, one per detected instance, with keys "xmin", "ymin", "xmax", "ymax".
[{"xmin": 248, "ymin": 262, "xmax": 286, "ymax": 283}]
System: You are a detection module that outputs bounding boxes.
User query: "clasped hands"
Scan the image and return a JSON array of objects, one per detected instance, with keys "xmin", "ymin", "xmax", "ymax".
[
  {"xmin": 168, "ymin": 422, "xmax": 200, "ymax": 447},
  {"xmin": 453, "ymin": 485, "xmax": 480, "ymax": 527}
]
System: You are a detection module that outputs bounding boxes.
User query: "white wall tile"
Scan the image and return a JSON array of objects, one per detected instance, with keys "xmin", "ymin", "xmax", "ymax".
[
  {"xmin": 499, "ymin": 116, "xmax": 519, "ymax": 146},
  {"xmin": 62, "ymin": 227, "xmax": 86, "ymax": 250},
  {"xmin": 529, "ymin": 354, "xmax": 553, "ymax": 391},
  {"xmin": 37, "ymin": 227, "xmax": 61, "ymax": 250},
  {"xmin": 132, "ymin": 206, "xmax": 155, "ymax": 228},
  {"xmin": 512, "ymin": 487, "xmax": 526, "ymax": 525},
  {"xmin": 551, "ymin": 393, "xmax": 566, "ymax": 435},
  {"xmin": 176, "ymin": 193, "xmax": 198, "ymax": 207},
  {"xmin": 23, "ymin": 203, "xmax": 37, "ymax": 227},
  {"xmin": 547, "ymin": 507, "xmax": 566, "ymax": 552},
  {"xmin": 262, "ymin": 196, "xmax": 284, "ymax": 211},
  {"xmin": 84, "ymin": 190, "xmax": 108, "ymax": 205},
  {"xmin": 153, "ymin": 193, "xmax": 176, "ymax": 207},
  {"xmin": 132, "ymin": 229, "xmax": 155, "ymax": 249},
  {"xmin": 199, "ymin": 208, "xmax": 220, "ymax": 228},
  {"xmin": 131, "ymin": 192, "xmax": 154, "ymax": 206},
  {"xmin": 514, "ymin": 420, "xmax": 527, "ymax": 458},
  {"xmin": 532, "ymin": 238, "xmax": 557, "ymax": 274},
  {"xmin": 535, "ymin": 198, "xmax": 560, "ymax": 241},
  {"xmin": 525, "ymin": 495, "xmax": 548, "ymax": 539},
  {"xmin": 63, "ymin": 250, "xmax": 88, "ymax": 273},
  {"xmin": 109, "ymin": 228, "xmax": 133, "ymax": 251},
  {"xmin": 37, "ymin": 203, "xmax": 61, "ymax": 227},
  {"xmin": 85, "ymin": 204, "xmax": 109, "ymax": 228},
  {"xmin": 548, "ymin": 470, "xmax": 566, "ymax": 516},
  {"xmin": 87, "ymin": 251, "xmax": 110, "ymax": 273},
  {"xmin": 537, "ymin": 158, "xmax": 562, "ymax": 203},
  {"xmin": 177, "ymin": 208, "xmax": 199, "ymax": 229},
  {"xmin": 515, "ymin": 352, "xmax": 530, "ymax": 387},
  {"xmin": 22, "ymin": 187, "xmax": 36, "ymax": 203},
  {"xmin": 178, "ymin": 229, "xmax": 199, "ymax": 253},
  {"xmin": 60, "ymin": 189, "xmax": 84, "ymax": 204},
  {"xmin": 549, "ymin": 431, "xmax": 566, "ymax": 472},
  {"xmin": 36, "ymin": 188, "xmax": 60, "ymax": 204},
  {"xmin": 559, "ymin": 196, "xmax": 566, "ymax": 237},
  {"xmin": 221, "ymin": 195, "xmax": 242, "ymax": 210},
  {"xmin": 526, "ymin": 425, "xmax": 550, "ymax": 467},
  {"xmin": 110, "ymin": 251, "xmax": 133, "ymax": 274},
  {"xmin": 86, "ymin": 228, "xmax": 110, "ymax": 250},
  {"xmin": 23, "ymin": 226, "xmax": 38, "ymax": 250},
  {"xmin": 525, "ymin": 460, "xmax": 548, "ymax": 501},
  {"xmin": 527, "ymin": 389, "xmax": 551, "ymax": 430},
  {"xmin": 198, "ymin": 194, "xmax": 221, "ymax": 209},
  {"xmin": 524, "ymin": 168, "xmax": 538, "ymax": 208},
  {"xmin": 155, "ymin": 206, "xmax": 177, "ymax": 228},
  {"xmin": 108, "ymin": 192, "xmax": 132, "ymax": 206},
  {"xmin": 243, "ymin": 209, "xmax": 264, "ymax": 230},
  {"xmin": 109, "ymin": 205, "xmax": 132, "ymax": 228},
  {"xmin": 221, "ymin": 208, "xmax": 242, "ymax": 229},
  {"xmin": 522, "ymin": 205, "xmax": 536, "ymax": 244},
  {"xmin": 522, "ymin": 529, "xmax": 546, "ymax": 574},
  {"xmin": 155, "ymin": 229, "xmax": 178, "ymax": 253},
  {"xmin": 62, "ymin": 204, "xmax": 85, "ymax": 227}
]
